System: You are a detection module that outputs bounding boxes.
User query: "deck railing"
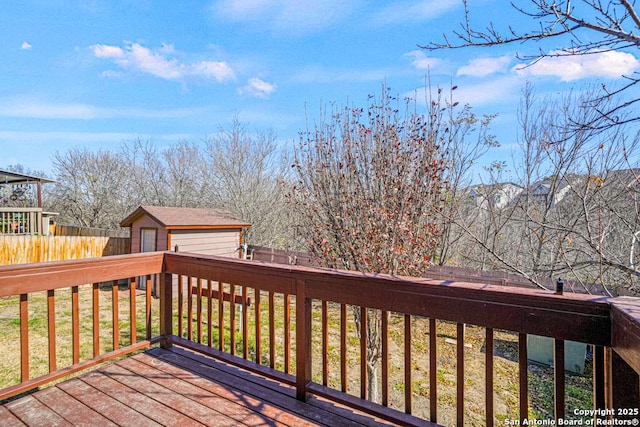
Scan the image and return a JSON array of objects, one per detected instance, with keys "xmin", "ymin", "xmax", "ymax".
[
  {"xmin": 0, "ymin": 252, "xmax": 164, "ymax": 400},
  {"xmin": 0, "ymin": 207, "xmax": 44, "ymax": 235},
  {"xmin": 0, "ymin": 251, "xmax": 639, "ymax": 426}
]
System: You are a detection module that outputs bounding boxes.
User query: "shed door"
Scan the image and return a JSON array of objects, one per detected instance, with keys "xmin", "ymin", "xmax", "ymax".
[{"xmin": 141, "ymin": 228, "xmax": 157, "ymax": 252}]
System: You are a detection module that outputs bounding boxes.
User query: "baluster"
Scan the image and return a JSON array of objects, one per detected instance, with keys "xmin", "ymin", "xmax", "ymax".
[
  {"xmin": 255, "ymin": 288, "xmax": 262, "ymax": 364},
  {"xmin": 47, "ymin": 289, "xmax": 56, "ymax": 373},
  {"xmin": 269, "ymin": 291, "xmax": 275, "ymax": 369},
  {"xmin": 218, "ymin": 282, "xmax": 224, "ymax": 351},
  {"xmin": 242, "ymin": 286, "xmax": 249, "ymax": 359},
  {"xmin": 457, "ymin": 323, "xmax": 465, "ymax": 425},
  {"xmin": 295, "ymin": 279, "xmax": 311, "ymax": 402},
  {"xmin": 519, "ymin": 333, "xmax": 528, "ymax": 423},
  {"xmin": 187, "ymin": 276, "xmax": 193, "ymax": 341},
  {"xmin": 112, "ymin": 281, "xmax": 119, "ymax": 350},
  {"xmin": 360, "ymin": 306, "xmax": 367, "ymax": 400},
  {"xmin": 405, "ymin": 314, "xmax": 412, "ymax": 414},
  {"xmin": 486, "ymin": 327, "xmax": 494, "ymax": 426},
  {"xmin": 196, "ymin": 278, "xmax": 203, "ymax": 344},
  {"xmin": 429, "ymin": 318, "xmax": 437, "ymax": 423},
  {"xmin": 284, "ymin": 293, "xmax": 291, "ymax": 373},
  {"xmin": 381, "ymin": 310, "xmax": 389, "ymax": 407},
  {"xmin": 129, "ymin": 278, "xmax": 136, "ymax": 345},
  {"xmin": 177, "ymin": 274, "xmax": 184, "ymax": 338},
  {"xmin": 230, "ymin": 284, "xmax": 236, "ymax": 355},
  {"xmin": 92, "ymin": 283, "xmax": 100, "ymax": 357},
  {"xmin": 20, "ymin": 293, "xmax": 28, "ymax": 382},
  {"xmin": 322, "ymin": 300, "xmax": 329, "ymax": 387},
  {"xmin": 340, "ymin": 303, "xmax": 348, "ymax": 393},
  {"xmin": 207, "ymin": 280, "xmax": 213, "ymax": 347},
  {"xmin": 554, "ymin": 339, "xmax": 565, "ymax": 421},
  {"xmin": 145, "ymin": 276, "xmax": 152, "ymax": 339}
]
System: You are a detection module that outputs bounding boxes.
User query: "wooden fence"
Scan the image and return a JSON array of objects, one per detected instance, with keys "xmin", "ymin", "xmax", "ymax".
[
  {"xmin": 248, "ymin": 245, "xmax": 615, "ymax": 295},
  {"xmin": 0, "ymin": 235, "xmax": 130, "ymax": 265},
  {"xmin": 53, "ymin": 224, "xmax": 130, "ymax": 238},
  {"xmin": 248, "ymin": 245, "xmax": 316, "ymax": 266}
]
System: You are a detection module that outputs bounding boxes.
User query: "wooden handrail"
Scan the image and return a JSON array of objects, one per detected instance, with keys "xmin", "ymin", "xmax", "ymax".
[
  {"xmin": 163, "ymin": 251, "xmax": 612, "ymax": 344},
  {"xmin": 0, "ymin": 252, "xmax": 165, "ymax": 296},
  {"xmin": 0, "ymin": 252, "xmax": 166, "ymax": 401}
]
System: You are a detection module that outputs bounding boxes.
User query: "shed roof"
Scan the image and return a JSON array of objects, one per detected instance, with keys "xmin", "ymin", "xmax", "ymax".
[{"xmin": 120, "ymin": 205, "xmax": 250, "ymax": 229}]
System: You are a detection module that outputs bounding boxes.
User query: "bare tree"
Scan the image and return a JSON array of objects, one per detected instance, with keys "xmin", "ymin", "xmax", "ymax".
[
  {"xmin": 121, "ymin": 138, "xmax": 207, "ymax": 208},
  {"xmin": 203, "ymin": 117, "xmax": 295, "ymax": 248},
  {"xmin": 435, "ymin": 100, "xmax": 497, "ymax": 265},
  {"xmin": 49, "ymin": 148, "xmax": 130, "ymax": 228},
  {"xmin": 452, "ymin": 84, "xmax": 640, "ymax": 292},
  {"xmin": 290, "ymin": 85, "xmax": 464, "ymax": 402},
  {"xmin": 162, "ymin": 141, "xmax": 208, "ymax": 208},
  {"xmin": 422, "ymin": 0, "xmax": 640, "ymax": 129}
]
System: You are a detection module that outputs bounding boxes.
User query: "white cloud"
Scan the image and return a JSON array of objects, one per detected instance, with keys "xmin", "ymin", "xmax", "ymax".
[
  {"xmin": 211, "ymin": 0, "xmax": 361, "ymax": 35},
  {"xmin": 514, "ymin": 50, "xmax": 640, "ymax": 81},
  {"xmin": 91, "ymin": 42, "xmax": 236, "ymax": 83},
  {"xmin": 20, "ymin": 41, "xmax": 32, "ymax": 50},
  {"xmin": 405, "ymin": 50, "xmax": 443, "ymax": 71},
  {"xmin": 451, "ymin": 76, "xmax": 522, "ymax": 107},
  {"xmin": 457, "ymin": 55, "xmax": 512, "ymax": 77},
  {"xmin": 405, "ymin": 76, "xmax": 522, "ymax": 108},
  {"xmin": 238, "ymin": 78, "xmax": 277, "ymax": 98},
  {"xmin": 370, "ymin": 0, "xmax": 459, "ymax": 25}
]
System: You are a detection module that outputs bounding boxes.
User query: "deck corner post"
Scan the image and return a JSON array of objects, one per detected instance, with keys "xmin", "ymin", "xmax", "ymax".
[
  {"xmin": 160, "ymin": 272, "xmax": 173, "ymax": 349},
  {"xmin": 610, "ymin": 350, "xmax": 640, "ymax": 413},
  {"xmin": 295, "ymin": 278, "xmax": 311, "ymax": 402}
]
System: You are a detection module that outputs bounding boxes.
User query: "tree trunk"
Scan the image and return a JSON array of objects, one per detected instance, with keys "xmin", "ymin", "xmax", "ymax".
[{"xmin": 367, "ymin": 360, "xmax": 380, "ymax": 403}]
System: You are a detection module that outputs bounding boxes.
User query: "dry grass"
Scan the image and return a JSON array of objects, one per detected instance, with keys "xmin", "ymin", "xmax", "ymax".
[{"xmin": 0, "ymin": 283, "xmax": 161, "ymax": 387}]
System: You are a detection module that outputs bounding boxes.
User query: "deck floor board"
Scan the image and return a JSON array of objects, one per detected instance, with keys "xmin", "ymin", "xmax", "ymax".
[
  {"xmin": 0, "ymin": 406, "xmax": 26, "ymax": 426},
  {"xmin": 0, "ymin": 345, "xmax": 401, "ymax": 426},
  {"xmin": 32, "ymin": 386, "xmax": 117, "ymax": 427},
  {"xmin": 5, "ymin": 395, "xmax": 73, "ymax": 426},
  {"xmin": 56, "ymin": 378, "xmax": 163, "ymax": 427}
]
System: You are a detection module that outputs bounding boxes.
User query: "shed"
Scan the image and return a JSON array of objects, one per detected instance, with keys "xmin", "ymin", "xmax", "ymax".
[{"xmin": 120, "ymin": 206, "xmax": 250, "ymax": 258}]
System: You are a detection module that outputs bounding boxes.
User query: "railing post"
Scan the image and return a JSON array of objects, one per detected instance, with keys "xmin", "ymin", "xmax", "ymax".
[
  {"xmin": 610, "ymin": 350, "xmax": 640, "ymax": 415},
  {"xmin": 295, "ymin": 279, "xmax": 311, "ymax": 401},
  {"xmin": 160, "ymin": 272, "xmax": 173, "ymax": 349}
]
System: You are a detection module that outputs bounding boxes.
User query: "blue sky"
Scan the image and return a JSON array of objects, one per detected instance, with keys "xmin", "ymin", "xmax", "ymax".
[{"xmin": 2, "ymin": 0, "xmax": 639, "ymax": 177}]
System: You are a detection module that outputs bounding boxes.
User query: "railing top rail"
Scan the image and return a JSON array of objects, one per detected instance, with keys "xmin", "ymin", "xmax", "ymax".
[
  {"xmin": 0, "ymin": 251, "xmax": 164, "ymax": 296},
  {"xmin": 163, "ymin": 251, "xmax": 617, "ymax": 345},
  {"xmin": 164, "ymin": 251, "xmax": 610, "ymax": 304}
]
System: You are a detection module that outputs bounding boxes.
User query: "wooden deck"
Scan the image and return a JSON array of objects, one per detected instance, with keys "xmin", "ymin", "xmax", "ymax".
[{"xmin": 0, "ymin": 345, "xmax": 402, "ymax": 427}]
